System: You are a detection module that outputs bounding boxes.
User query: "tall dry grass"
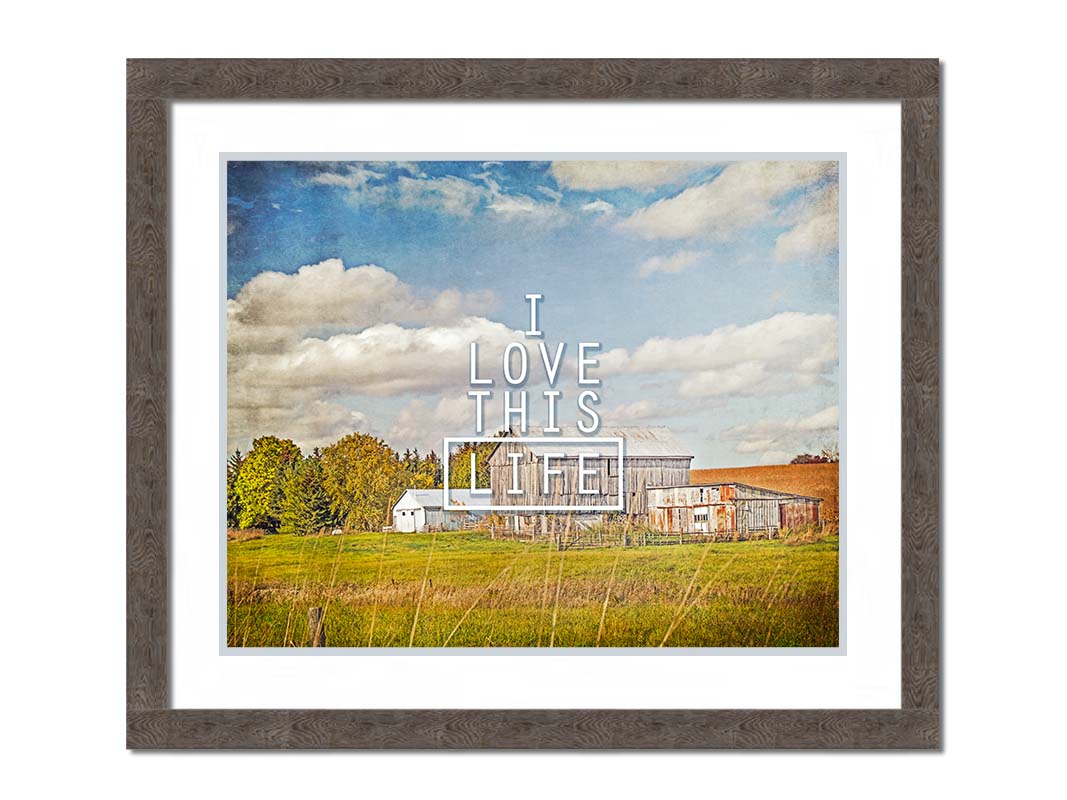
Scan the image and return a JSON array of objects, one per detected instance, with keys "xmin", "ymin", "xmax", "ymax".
[{"xmin": 227, "ymin": 530, "xmax": 838, "ymax": 648}]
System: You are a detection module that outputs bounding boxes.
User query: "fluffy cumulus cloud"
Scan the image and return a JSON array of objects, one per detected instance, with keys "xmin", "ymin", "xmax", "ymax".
[
  {"xmin": 600, "ymin": 312, "xmax": 838, "ymax": 399},
  {"xmin": 721, "ymin": 406, "xmax": 839, "ymax": 463},
  {"xmin": 226, "ymin": 259, "xmax": 517, "ymax": 452},
  {"xmin": 638, "ymin": 249, "xmax": 706, "ymax": 278},
  {"xmin": 551, "ymin": 161, "xmax": 707, "ymax": 191},
  {"xmin": 232, "ymin": 318, "xmax": 522, "ymax": 398},
  {"xmin": 618, "ymin": 161, "xmax": 837, "ymax": 242},
  {"xmin": 227, "ymin": 259, "xmax": 494, "ymax": 355}
]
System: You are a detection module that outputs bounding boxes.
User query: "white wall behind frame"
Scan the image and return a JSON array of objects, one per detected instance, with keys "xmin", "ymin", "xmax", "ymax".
[{"xmin": 171, "ymin": 100, "xmax": 901, "ymax": 710}]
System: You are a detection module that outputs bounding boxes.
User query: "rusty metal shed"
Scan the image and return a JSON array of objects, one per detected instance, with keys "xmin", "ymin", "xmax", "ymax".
[{"xmin": 646, "ymin": 482, "xmax": 822, "ymax": 539}]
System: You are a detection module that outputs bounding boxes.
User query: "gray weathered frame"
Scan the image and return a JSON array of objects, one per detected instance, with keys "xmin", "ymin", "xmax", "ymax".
[{"xmin": 127, "ymin": 58, "xmax": 940, "ymax": 749}]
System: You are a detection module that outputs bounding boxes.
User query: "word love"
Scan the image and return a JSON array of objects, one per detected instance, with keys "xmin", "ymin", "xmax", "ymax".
[{"xmin": 467, "ymin": 294, "xmax": 601, "ymax": 434}]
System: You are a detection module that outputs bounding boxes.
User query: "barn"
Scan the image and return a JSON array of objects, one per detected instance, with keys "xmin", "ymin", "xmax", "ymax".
[
  {"xmin": 486, "ymin": 425, "xmax": 694, "ymax": 529},
  {"xmin": 391, "ymin": 488, "xmax": 486, "ymax": 533},
  {"xmin": 646, "ymin": 482, "xmax": 822, "ymax": 539}
]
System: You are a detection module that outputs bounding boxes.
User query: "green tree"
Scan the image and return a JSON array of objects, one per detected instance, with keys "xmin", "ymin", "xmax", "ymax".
[
  {"xmin": 402, "ymin": 446, "xmax": 440, "ymax": 489},
  {"xmin": 321, "ymin": 433, "xmax": 418, "ymax": 530},
  {"xmin": 226, "ymin": 448, "xmax": 244, "ymax": 528},
  {"xmin": 448, "ymin": 441, "xmax": 495, "ymax": 491},
  {"xmin": 278, "ymin": 452, "xmax": 335, "ymax": 535},
  {"xmin": 421, "ymin": 450, "xmax": 443, "ymax": 488},
  {"xmin": 234, "ymin": 436, "xmax": 301, "ymax": 531}
]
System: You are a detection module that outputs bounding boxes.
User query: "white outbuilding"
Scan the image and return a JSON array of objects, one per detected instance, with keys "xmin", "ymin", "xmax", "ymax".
[{"xmin": 391, "ymin": 489, "xmax": 487, "ymax": 533}]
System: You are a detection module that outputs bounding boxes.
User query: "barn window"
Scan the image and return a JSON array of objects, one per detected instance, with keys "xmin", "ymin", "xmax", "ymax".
[
  {"xmin": 607, "ymin": 457, "xmax": 618, "ymax": 476},
  {"xmin": 698, "ymin": 487, "xmax": 705, "ymax": 502}
]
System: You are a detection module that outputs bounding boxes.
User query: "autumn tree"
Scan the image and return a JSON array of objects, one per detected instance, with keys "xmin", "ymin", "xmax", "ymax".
[
  {"xmin": 421, "ymin": 450, "xmax": 443, "ymax": 487},
  {"xmin": 278, "ymin": 450, "xmax": 336, "ymax": 535},
  {"xmin": 234, "ymin": 436, "xmax": 302, "ymax": 531},
  {"xmin": 402, "ymin": 447, "xmax": 441, "ymax": 488},
  {"xmin": 448, "ymin": 440, "xmax": 496, "ymax": 491},
  {"xmin": 321, "ymin": 433, "xmax": 431, "ymax": 531}
]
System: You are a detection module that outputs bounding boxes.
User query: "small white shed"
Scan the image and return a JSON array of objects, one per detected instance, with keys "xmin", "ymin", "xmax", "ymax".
[{"xmin": 391, "ymin": 489, "xmax": 486, "ymax": 533}]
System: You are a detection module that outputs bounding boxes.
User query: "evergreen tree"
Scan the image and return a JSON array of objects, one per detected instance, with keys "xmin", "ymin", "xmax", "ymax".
[
  {"xmin": 226, "ymin": 448, "xmax": 244, "ymax": 528},
  {"xmin": 279, "ymin": 453, "xmax": 335, "ymax": 535}
]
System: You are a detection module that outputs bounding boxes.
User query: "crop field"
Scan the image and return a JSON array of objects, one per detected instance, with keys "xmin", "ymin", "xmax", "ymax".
[
  {"xmin": 227, "ymin": 530, "xmax": 839, "ymax": 648},
  {"xmin": 691, "ymin": 462, "xmax": 840, "ymax": 521}
]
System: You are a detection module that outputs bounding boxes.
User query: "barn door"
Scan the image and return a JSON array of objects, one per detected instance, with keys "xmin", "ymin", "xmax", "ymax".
[
  {"xmin": 716, "ymin": 505, "xmax": 728, "ymax": 532},
  {"xmin": 694, "ymin": 506, "xmax": 709, "ymax": 533}
]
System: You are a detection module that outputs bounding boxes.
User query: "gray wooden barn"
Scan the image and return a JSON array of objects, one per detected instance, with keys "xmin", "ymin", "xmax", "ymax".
[
  {"xmin": 646, "ymin": 482, "xmax": 822, "ymax": 539},
  {"xmin": 486, "ymin": 426, "xmax": 694, "ymax": 529}
]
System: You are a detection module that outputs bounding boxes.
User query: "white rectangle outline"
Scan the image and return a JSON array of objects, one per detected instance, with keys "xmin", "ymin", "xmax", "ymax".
[{"xmin": 442, "ymin": 436, "xmax": 625, "ymax": 511}]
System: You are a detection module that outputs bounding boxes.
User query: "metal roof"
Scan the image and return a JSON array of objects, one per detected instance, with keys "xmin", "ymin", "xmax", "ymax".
[
  {"xmin": 647, "ymin": 481, "xmax": 823, "ymax": 502},
  {"xmin": 495, "ymin": 425, "xmax": 695, "ymax": 459}
]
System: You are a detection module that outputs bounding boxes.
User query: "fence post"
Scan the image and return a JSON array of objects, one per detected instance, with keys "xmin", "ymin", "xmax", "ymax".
[{"xmin": 308, "ymin": 606, "xmax": 325, "ymax": 647}]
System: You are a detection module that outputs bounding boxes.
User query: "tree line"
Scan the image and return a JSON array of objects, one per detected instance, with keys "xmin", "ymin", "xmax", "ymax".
[
  {"xmin": 227, "ymin": 432, "xmax": 443, "ymax": 534},
  {"xmin": 226, "ymin": 431, "xmax": 505, "ymax": 535}
]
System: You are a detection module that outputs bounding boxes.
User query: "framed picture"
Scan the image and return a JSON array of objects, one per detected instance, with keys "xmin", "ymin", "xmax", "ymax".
[{"xmin": 127, "ymin": 58, "xmax": 940, "ymax": 748}]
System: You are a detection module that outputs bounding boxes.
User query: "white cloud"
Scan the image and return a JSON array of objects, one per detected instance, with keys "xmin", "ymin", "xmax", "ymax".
[
  {"xmin": 227, "ymin": 260, "xmax": 513, "ymax": 450},
  {"xmin": 232, "ymin": 318, "xmax": 523, "ymax": 398},
  {"xmin": 487, "ymin": 192, "xmax": 562, "ymax": 222},
  {"xmin": 600, "ymin": 312, "xmax": 838, "ymax": 399},
  {"xmin": 600, "ymin": 398, "xmax": 690, "ymax": 424},
  {"xmin": 775, "ymin": 182, "xmax": 839, "ymax": 263},
  {"xmin": 721, "ymin": 406, "xmax": 839, "ymax": 462},
  {"xmin": 551, "ymin": 161, "xmax": 707, "ymax": 191},
  {"xmin": 367, "ymin": 160, "xmax": 423, "ymax": 176},
  {"xmin": 638, "ymin": 249, "xmax": 706, "ymax": 278},
  {"xmin": 581, "ymin": 199, "xmax": 615, "ymax": 216},
  {"xmin": 227, "ymin": 259, "xmax": 494, "ymax": 355},
  {"xmin": 228, "ymin": 398, "xmax": 371, "ymax": 455},
  {"xmin": 309, "ymin": 165, "xmax": 389, "ymax": 206},
  {"xmin": 536, "ymin": 185, "xmax": 563, "ymax": 202},
  {"xmin": 396, "ymin": 174, "xmax": 486, "ymax": 218},
  {"xmin": 311, "ymin": 164, "xmax": 563, "ymax": 222},
  {"xmin": 388, "ymin": 395, "xmax": 495, "ymax": 455},
  {"xmin": 618, "ymin": 161, "xmax": 837, "ymax": 241}
]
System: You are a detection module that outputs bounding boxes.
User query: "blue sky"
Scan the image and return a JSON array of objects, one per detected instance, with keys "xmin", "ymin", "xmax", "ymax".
[{"xmin": 226, "ymin": 159, "xmax": 841, "ymax": 466}]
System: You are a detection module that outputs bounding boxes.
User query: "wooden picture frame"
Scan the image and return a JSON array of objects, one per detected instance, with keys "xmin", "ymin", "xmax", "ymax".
[{"xmin": 127, "ymin": 58, "xmax": 940, "ymax": 749}]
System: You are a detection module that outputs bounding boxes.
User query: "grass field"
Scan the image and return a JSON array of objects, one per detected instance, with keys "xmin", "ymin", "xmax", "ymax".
[
  {"xmin": 691, "ymin": 462, "xmax": 840, "ymax": 521},
  {"xmin": 227, "ymin": 529, "xmax": 839, "ymax": 648}
]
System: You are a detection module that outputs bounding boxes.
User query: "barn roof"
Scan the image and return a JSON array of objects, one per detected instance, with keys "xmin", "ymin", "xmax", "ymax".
[
  {"xmin": 394, "ymin": 488, "xmax": 484, "ymax": 509},
  {"xmin": 492, "ymin": 425, "xmax": 695, "ymax": 459},
  {"xmin": 647, "ymin": 481, "xmax": 823, "ymax": 503}
]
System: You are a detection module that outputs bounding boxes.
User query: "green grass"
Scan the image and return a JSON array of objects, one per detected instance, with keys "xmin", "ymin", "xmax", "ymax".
[{"xmin": 227, "ymin": 531, "xmax": 839, "ymax": 648}]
